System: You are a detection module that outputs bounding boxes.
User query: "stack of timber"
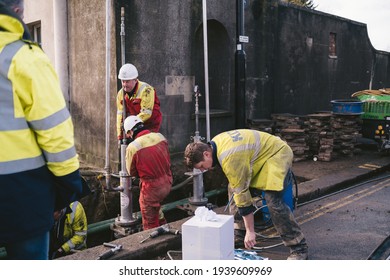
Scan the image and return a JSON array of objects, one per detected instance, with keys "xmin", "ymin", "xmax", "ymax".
[
  {"xmin": 331, "ymin": 114, "xmax": 362, "ymax": 157},
  {"xmin": 249, "ymin": 112, "xmax": 362, "ymax": 163},
  {"xmin": 271, "ymin": 114, "xmax": 310, "ymax": 162},
  {"xmin": 247, "ymin": 118, "xmax": 274, "ymax": 134},
  {"xmin": 306, "ymin": 113, "xmax": 333, "ymax": 161},
  {"xmin": 317, "ymin": 130, "xmax": 334, "ymax": 161}
]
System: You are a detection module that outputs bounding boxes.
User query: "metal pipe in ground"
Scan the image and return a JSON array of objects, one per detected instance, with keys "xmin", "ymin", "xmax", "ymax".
[
  {"xmin": 113, "ymin": 144, "xmax": 137, "ymax": 229},
  {"xmin": 87, "ymin": 188, "xmax": 227, "ymax": 236},
  {"xmin": 186, "ymin": 169, "xmax": 208, "ymax": 206}
]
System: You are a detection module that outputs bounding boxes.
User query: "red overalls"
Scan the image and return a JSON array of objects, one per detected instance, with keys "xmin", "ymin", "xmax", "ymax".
[{"xmin": 125, "ymin": 130, "xmax": 172, "ymax": 230}]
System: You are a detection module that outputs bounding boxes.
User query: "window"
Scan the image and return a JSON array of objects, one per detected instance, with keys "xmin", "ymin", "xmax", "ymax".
[
  {"xmin": 27, "ymin": 21, "xmax": 42, "ymax": 47},
  {"xmin": 329, "ymin": 32, "xmax": 337, "ymax": 58}
]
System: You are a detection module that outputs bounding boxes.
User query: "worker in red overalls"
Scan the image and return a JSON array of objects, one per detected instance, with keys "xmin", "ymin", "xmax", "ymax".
[{"xmin": 124, "ymin": 116, "xmax": 172, "ymax": 230}]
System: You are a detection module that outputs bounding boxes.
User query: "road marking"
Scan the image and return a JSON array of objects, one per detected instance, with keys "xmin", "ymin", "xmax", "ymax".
[
  {"xmin": 358, "ymin": 163, "xmax": 382, "ymax": 170},
  {"xmin": 296, "ymin": 179, "xmax": 390, "ymax": 225}
]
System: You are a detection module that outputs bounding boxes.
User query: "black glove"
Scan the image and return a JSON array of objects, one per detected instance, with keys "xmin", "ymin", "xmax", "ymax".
[{"xmin": 54, "ymin": 170, "xmax": 90, "ymax": 211}]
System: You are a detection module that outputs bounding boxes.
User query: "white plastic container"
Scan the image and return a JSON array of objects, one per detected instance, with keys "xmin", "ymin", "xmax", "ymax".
[{"xmin": 181, "ymin": 214, "xmax": 234, "ymax": 260}]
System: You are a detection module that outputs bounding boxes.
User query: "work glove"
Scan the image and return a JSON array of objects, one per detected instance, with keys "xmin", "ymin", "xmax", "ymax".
[{"xmin": 118, "ymin": 139, "xmax": 131, "ymax": 148}]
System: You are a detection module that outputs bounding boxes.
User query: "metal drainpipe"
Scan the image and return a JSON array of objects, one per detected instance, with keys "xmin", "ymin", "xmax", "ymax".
[
  {"xmin": 202, "ymin": 0, "xmax": 211, "ymax": 142},
  {"xmin": 235, "ymin": 0, "xmax": 247, "ymax": 128},
  {"xmin": 104, "ymin": 0, "xmax": 112, "ymax": 187}
]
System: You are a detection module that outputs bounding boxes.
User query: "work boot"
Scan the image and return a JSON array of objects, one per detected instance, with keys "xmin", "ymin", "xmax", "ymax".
[{"xmin": 287, "ymin": 245, "xmax": 309, "ymax": 260}]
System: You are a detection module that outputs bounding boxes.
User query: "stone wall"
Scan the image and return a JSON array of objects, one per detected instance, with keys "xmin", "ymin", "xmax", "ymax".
[{"xmin": 67, "ymin": 0, "xmax": 389, "ymax": 171}]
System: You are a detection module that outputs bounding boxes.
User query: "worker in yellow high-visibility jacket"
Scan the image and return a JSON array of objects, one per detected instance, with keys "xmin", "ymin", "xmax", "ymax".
[
  {"xmin": 184, "ymin": 129, "xmax": 309, "ymax": 260},
  {"xmin": 50, "ymin": 201, "xmax": 88, "ymax": 259},
  {"xmin": 0, "ymin": 0, "xmax": 85, "ymax": 260}
]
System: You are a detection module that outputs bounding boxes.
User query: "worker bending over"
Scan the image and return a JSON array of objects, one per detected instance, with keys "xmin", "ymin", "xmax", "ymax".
[
  {"xmin": 184, "ymin": 129, "xmax": 309, "ymax": 260},
  {"xmin": 124, "ymin": 116, "xmax": 172, "ymax": 230},
  {"xmin": 0, "ymin": 0, "xmax": 85, "ymax": 259}
]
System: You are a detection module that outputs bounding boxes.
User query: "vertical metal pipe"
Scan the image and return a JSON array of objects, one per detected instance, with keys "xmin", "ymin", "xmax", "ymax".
[
  {"xmin": 194, "ymin": 85, "xmax": 201, "ymax": 143},
  {"xmin": 189, "ymin": 169, "xmax": 207, "ymax": 205},
  {"xmin": 187, "ymin": 169, "xmax": 208, "ymax": 206},
  {"xmin": 202, "ymin": 0, "xmax": 211, "ymax": 142},
  {"xmin": 369, "ymin": 57, "xmax": 376, "ymax": 90},
  {"xmin": 104, "ymin": 0, "xmax": 112, "ymax": 186},
  {"xmin": 120, "ymin": 7, "xmax": 126, "ymax": 66},
  {"xmin": 118, "ymin": 144, "xmax": 135, "ymax": 224},
  {"xmin": 120, "ymin": 7, "xmax": 127, "ymax": 142},
  {"xmin": 117, "ymin": 6, "xmax": 135, "ymax": 226},
  {"xmin": 235, "ymin": 0, "xmax": 247, "ymax": 129},
  {"xmin": 187, "ymin": 88, "xmax": 207, "ymax": 206}
]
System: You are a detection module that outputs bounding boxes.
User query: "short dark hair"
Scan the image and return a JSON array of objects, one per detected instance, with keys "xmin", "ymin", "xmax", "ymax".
[
  {"xmin": 1, "ymin": 0, "xmax": 23, "ymax": 8},
  {"xmin": 184, "ymin": 142, "xmax": 211, "ymax": 169}
]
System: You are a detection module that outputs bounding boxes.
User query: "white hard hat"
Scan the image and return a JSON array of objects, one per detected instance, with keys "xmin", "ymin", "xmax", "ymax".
[
  {"xmin": 124, "ymin": 115, "xmax": 143, "ymax": 133},
  {"xmin": 118, "ymin": 63, "xmax": 138, "ymax": 80}
]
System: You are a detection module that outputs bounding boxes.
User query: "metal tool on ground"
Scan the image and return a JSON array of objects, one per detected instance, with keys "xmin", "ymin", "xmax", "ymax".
[
  {"xmin": 97, "ymin": 242, "xmax": 123, "ymax": 260},
  {"xmin": 139, "ymin": 224, "xmax": 180, "ymax": 244}
]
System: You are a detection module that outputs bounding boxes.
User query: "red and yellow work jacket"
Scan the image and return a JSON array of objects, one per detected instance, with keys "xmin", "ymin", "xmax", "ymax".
[
  {"xmin": 125, "ymin": 130, "xmax": 172, "ymax": 202},
  {"xmin": 116, "ymin": 80, "xmax": 162, "ymax": 139}
]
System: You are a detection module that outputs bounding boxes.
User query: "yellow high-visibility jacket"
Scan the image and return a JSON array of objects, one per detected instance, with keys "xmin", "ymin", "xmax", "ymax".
[
  {"xmin": 0, "ymin": 14, "xmax": 79, "ymax": 177},
  {"xmin": 0, "ymin": 6, "xmax": 82, "ymax": 244},
  {"xmin": 211, "ymin": 129, "xmax": 293, "ymax": 209},
  {"xmin": 61, "ymin": 201, "xmax": 88, "ymax": 253}
]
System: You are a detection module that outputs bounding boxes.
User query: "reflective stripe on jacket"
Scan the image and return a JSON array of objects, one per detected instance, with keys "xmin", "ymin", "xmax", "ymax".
[
  {"xmin": 0, "ymin": 8, "xmax": 82, "ymax": 243},
  {"xmin": 62, "ymin": 201, "xmax": 88, "ymax": 253},
  {"xmin": 126, "ymin": 130, "xmax": 172, "ymax": 183},
  {"xmin": 116, "ymin": 80, "xmax": 162, "ymax": 137},
  {"xmin": 126, "ymin": 130, "xmax": 172, "ymax": 222},
  {"xmin": 212, "ymin": 129, "xmax": 293, "ymax": 209},
  {"xmin": 0, "ymin": 23, "xmax": 79, "ymax": 176}
]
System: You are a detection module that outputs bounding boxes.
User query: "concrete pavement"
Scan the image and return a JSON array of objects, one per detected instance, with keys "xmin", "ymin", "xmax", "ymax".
[{"xmin": 292, "ymin": 146, "xmax": 390, "ymax": 203}]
